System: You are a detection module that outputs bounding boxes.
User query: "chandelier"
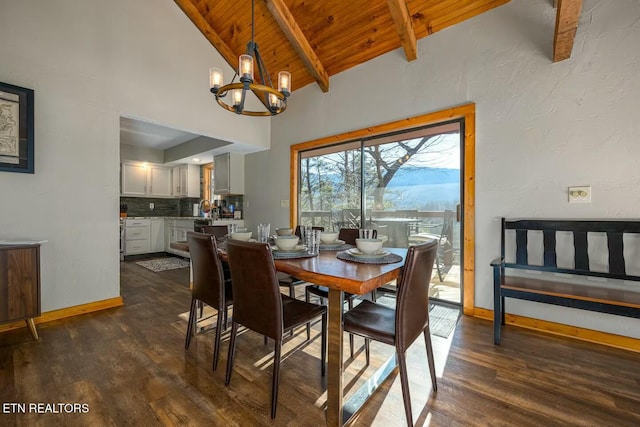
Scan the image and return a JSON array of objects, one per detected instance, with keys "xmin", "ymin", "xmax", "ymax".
[{"xmin": 208, "ymin": 0, "xmax": 291, "ymax": 116}]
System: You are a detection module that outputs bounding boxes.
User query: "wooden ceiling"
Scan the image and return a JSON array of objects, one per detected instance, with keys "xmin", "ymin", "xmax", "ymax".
[{"xmin": 175, "ymin": 0, "xmax": 583, "ymax": 94}]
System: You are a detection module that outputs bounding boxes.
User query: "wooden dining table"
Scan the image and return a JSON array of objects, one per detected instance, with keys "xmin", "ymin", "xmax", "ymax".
[{"xmin": 170, "ymin": 240, "xmax": 407, "ymax": 426}]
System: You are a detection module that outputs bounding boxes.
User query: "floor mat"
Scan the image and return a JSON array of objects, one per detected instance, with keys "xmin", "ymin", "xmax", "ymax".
[
  {"xmin": 136, "ymin": 257, "xmax": 190, "ymax": 272},
  {"xmin": 376, "ymin": 294, "xmax": 460, "ymax": 339},
  {"xmin": 428, "ymin": 303, "xmax": 460, "ymax": 338}
]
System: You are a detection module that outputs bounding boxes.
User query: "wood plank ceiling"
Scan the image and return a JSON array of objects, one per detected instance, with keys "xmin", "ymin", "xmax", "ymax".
[{"xmin": 175, "ymin": 0, "xmax": 583, "ymax": 94}]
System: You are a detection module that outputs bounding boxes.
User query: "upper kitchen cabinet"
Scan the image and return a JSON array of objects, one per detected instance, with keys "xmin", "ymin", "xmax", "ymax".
[
  {"xmin": 171, "ymin": 164, "xmax": 200, "ymax": 198},
  {"xmin": 121, "ymin": 162, "xmax": 148, "ymax": 196},
  {"xmin": 121, "ymin": 161, "xmax": 173, "ymax": 197},
  {"xmin": 148, "ymin": 165, "xmax": 172, "ymax": 197},
  {"xmin": 214, "ymin": 153, "xmax": 244, "ymax": 195}
]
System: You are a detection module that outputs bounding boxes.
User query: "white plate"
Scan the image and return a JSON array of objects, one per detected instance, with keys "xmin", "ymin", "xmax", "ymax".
[
  {"xmin": 272, "ymin": 245, "xmax": 308, "ymax": 254},
  {"xmin": 319, "ymin": 239, "xmax": 345, "ymax": 247},
  {"xmin": 347, "ymin": 248, "xmax": 389, "ymax": 259}
]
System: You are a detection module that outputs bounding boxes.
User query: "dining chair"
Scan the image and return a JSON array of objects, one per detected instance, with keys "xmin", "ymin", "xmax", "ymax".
[
  {"xmin": 304, "ymin": 227, "xmax": 379, "ymax": 356},
  {"xmin": 224, "ymin": 240, "xmax": 327, "ymax": 419},
  {"xmin": 343, "ymin": 239, "xmax": 439, "ymax": 427},
  {"xmin": 276, "ymin": 225, "xmax": 325, "ymax": 299},
  {"xmin": 185, "ymin": 232, "xmax": 233, "ymax": 372},
  {"xmin": 407, "ymin": 210, "xmax": 454, "ymax": 282},
  {"xmin": 201, "ymin": 224, "xmax": 228, "ymax": 239}
]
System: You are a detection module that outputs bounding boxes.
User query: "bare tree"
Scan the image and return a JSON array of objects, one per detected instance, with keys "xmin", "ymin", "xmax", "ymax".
[{"xmin": 364, "ymin": 134, "xmax": 450, "ymax": 209}]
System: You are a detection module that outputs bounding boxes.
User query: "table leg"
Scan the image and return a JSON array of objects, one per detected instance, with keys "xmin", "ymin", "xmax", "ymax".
[
  {"xmin": 326, "ymin": 288, "xmax": 344, "ymax": 426},
  {"xmin": 26, "ymin": 318, "xmax": 38, "ymax": 340}
]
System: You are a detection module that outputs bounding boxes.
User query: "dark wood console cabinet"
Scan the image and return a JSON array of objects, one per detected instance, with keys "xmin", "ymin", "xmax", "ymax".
[{"xmin": 0, "ymin": 243, "xmax": 42, "ymax": 340}]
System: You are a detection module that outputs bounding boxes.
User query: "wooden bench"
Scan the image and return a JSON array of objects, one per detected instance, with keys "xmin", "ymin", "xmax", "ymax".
[{"xmin": 491, "ymin": 218, "xmax": 640, "ymax": 344}]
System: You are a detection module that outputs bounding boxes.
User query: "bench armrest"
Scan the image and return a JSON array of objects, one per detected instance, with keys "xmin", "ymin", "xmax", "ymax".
[{"xmin": 490, "ymin": 257, "xmax": 504, "ymax": 267}]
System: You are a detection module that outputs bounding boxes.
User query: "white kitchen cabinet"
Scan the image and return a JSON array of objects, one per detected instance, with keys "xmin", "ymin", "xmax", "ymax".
[
  {"xmin": 213, "ymin": 153, "xmax": 244, "ymax": 195},
  {"xmin": 165, "ymin": 219, "xmax": 195, "ymax": 258},
  {"xmin": 172, "ymin": 164, "xmax": 201, "ymax": 198},
  {"xmin": 124, "ymin": 219, "xmax": 150, "ymax": 255},
  {"xmin": 150, "ymin": 219, "xmax": 165, "ymax": 252},
  {"xmin": 121, "ymin": 162, "xmax": 174, "ymax": 197},
  {"xmin": 121, "ymin": 163, "xmax": 147, "ymax": 196},
  {"xmin": 148, "ymin": 166, "xmax": 172, "ymax": 197}
]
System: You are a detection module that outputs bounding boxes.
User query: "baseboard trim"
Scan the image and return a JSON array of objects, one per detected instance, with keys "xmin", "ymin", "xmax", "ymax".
[
  {"xmin": 0, "ymin": 296, "xmax": 124, "ymax": 334},
  {"xmin": 473, "ymin": 307, "xmax": 640, "ymax": 353}
]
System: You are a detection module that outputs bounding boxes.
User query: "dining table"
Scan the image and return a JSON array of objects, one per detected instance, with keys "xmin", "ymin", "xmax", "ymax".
[{"xmin": 170, "ymin": 239, "xmax": 407, "ymax": 426}]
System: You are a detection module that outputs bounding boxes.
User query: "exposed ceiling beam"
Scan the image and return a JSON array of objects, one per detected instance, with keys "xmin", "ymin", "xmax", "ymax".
[
  {"xmin": 264, "ymin": 0, "xmax": 330, "ymax": 93},
  {"xmin": 553, "ymin": 0, "xmax": 583, "ymax": 62},
  {"xmin": 174, "ymin": 0, "xmax": 273, "ymax": 111},
  {"xmin": 386, "ymin": 0, "xmax": 417, "ymax": 61},
  {"xmin": 174, "ymin": 0, "xmax": 237, "ymax": 70}
]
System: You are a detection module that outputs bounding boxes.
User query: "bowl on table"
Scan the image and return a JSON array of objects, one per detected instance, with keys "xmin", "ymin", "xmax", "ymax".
[
  {"xmin": 355, "ymin": 238, "xmax": 383, "ymax": 254},
  {"xmin": 275, "ymin": 228, "xmax": 293, "ymax": 236},
  {"xmin": 320, "ymin": 232, "xmax": 339, "ymax": 243},
  {"xmin": 273, "ymin": 235, "xmax": 299, "ymax": 250},
  {"xmin": 229, "ymin": 231, "xmax": 253, "ymax": 241}
]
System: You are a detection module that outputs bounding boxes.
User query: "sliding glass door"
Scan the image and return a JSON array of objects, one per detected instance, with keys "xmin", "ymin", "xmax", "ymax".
[
  {"xmin": 299, "ymin": 142, "xmax": 361, "ymax": 231},
  {"xmin": 298, "ymin": 121, "xmax": 463, "ymax": 305}
]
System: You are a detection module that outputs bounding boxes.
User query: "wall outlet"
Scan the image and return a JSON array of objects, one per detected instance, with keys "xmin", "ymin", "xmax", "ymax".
[
  {"xmin": 568, "ymin": 186, "xmax": 591, "ymax": 203},
  {"xmin": 149, "ymin": 202, "xmax": 154, "ymax": 210},
  {"xmin": 281, "ymin": 199, "xmax": 289, "ymax": 208}
]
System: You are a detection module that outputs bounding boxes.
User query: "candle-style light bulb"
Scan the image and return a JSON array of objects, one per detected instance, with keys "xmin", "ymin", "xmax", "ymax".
[
  {"xmin": 209, "ymin": 68, "xmax": 223, "ymax": 91},
  {"xmin": 239, "ymin": 54, "xmax": 253, "ymax": 81},
  {"xmin": 232, "ymin": 89, "xmax": 242, "ymax": 106},
  {"xmin": 278, "ymin": 71, "xmax": 291, "ymax": 96}
]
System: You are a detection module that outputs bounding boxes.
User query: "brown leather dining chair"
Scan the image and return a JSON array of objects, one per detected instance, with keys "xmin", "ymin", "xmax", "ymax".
[
  {"xmin": 185, "ymin": 232, "xmax": 233, "ymax": 371},
  {"xmin": 305, "ymin": 227, "xmax": 379, "ymax": 357},
  {"xmin": 343, "ymin": 239, "xmax": 439, "ymax": 427},
  {"xmin": 276, "ymin": 225, "xmax": 325, "ymax": 299},
  {"xmin": 201, "ymin": 224, "xmax": 228, "ymax": 239},
  {"xmin": 224, "ymin": 240, "xmax": 327, "ymax": 419}
]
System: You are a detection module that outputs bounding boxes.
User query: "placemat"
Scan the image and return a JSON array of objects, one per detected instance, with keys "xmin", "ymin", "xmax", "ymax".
[
  {"xmin": 271, "ymin": 251, "xmax": 318, "ymax": 260},
  {"xmin": 336, "ymin": 251, "xmax": 403, "ymax": 264},
  {"xmin": 320, "ymin": 243, "xmax": 353, "ymax": 251}
]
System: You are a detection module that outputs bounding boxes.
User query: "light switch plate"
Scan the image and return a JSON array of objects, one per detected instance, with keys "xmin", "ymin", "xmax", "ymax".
[
  {"xmin": 280, "ymin": 199, "xmax": 289, "ymax": 208},
  {"xmin": 149, "ymin": 202, "xmax": 154, "ymax": 210},
  {"xmin": 568, "ymin": 186, "xmax": 591, "ymax": 203}
]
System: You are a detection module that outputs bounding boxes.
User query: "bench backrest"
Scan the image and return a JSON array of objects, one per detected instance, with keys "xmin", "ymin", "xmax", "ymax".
[{"xmin": 501, "ymin": 218, "xmax": 640, "ymax": 282}]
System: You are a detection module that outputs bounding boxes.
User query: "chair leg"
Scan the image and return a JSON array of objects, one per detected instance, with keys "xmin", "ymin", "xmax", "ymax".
[
  {"xmin": 185, "ymin": 298, "xmax": 197, "ymax": 349},
  {"xmin": 305, "ymin": 288, "xmax": 311, "ymax": 341},
  {"xmin": 225, "ymin": 322, "xmax": 239, "ymax": 386},
  {"xmin": 436, "ymin": 251, "xmax": 444, "ymax": 282},
  {"xmin": 321, "ymin": 312, "xmax": 327, "ymax": 377},
  {"xmin": 264, "ymin": 336, "xmax": 268, "ymax": 345},
  {"xmin": 365, "ymin": 338, "xmax": 370, "ymax": 366},
  {"xmin": 212, "ymin": 307, "xmax": 224, "ymax": 371},
  {"xmin": 198, "ymin": 300, "xmax": 204, "ymax": 319},
  {"xmin": 370, "ymin": 290, "xmax": 377, "ymax": 302},
  {"xmin": 348, "ymin": 298, "xmax": 354, "ymax": 358},
  {"xmin": 423, "ymin": 328, "xmax": 437, "ymax": 391},
  {"xmin": 397, "ymin": 350, "xmax": 413, "ymax": 427},
  {"xmin": 271, "ymin": 340, "xmax": 283, "ymax": 419},
  {"xmin": 289, "ymin": 284, "xmax": 295, "ymax": 298}
]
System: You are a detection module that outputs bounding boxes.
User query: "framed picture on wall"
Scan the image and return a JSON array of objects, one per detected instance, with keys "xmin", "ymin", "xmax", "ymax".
[{"xmin": 0, "ymin": 82, "xmax": 34, "ymax": 174}]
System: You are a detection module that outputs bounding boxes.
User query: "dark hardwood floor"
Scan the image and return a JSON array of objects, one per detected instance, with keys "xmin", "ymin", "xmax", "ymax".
[{"xmin": 1, "ymin": 260, "xmax": 640, "ymax": 426}]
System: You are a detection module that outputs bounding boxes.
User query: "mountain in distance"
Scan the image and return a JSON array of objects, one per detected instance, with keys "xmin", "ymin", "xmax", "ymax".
[{"xmin": 383, "ymin": 166, "xmax": 460, "ymax": 209}]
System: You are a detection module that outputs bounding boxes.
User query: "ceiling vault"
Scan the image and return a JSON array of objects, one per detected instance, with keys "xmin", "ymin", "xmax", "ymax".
[
  {"xmin": 264, "ymin": 0, "xmax": 330, "ymax": 93},
  {"xmin": 553, "ymin": 0, "xmax": 583, "ymax": 62},
  {"xmin": 386, "ymin": 0, "xmax": 417, "ymax": 61}
]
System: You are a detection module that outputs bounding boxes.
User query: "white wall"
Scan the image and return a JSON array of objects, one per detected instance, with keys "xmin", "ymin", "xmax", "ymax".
[
  {"xmin": 246, "ymin": 0, "xmax": 640, "ymax": 338},
  {"xmin": 0, "ymin": 0, "xmax": 269, "ymax": 311}
]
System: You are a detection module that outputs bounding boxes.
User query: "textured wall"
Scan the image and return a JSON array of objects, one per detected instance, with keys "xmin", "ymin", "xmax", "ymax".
[
  {"xmin": 0, "ymin": 0, "xmax": 269, "ymax": 311},
  {"xmin": 246, "ymin": 0, "xmax": 640, "ymax": 337}
]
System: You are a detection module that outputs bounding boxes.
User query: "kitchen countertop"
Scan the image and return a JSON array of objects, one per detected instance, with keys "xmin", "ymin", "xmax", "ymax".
[{"xmin": 122, "ymin": 217, "xmax": 244, "ymax": 221}]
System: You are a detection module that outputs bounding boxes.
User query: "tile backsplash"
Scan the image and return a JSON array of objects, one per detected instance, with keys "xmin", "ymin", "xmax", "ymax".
[{"xmin": 120, "ymin": 197, "xmax": 199, "ymax": 217}]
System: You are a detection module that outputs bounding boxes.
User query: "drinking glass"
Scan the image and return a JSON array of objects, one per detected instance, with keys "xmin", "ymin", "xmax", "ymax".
[
  {"xmin": 257, "ymin": 223, "xmax": 271, "ymax": 243},
  {"xmin": 301, "ymin": 225, "xmax": 312, "ymax": 246},
  {"xmin": 307, "ymin": 229, "xmax": 321, "ymax": 255},
  {"xmin": 359, "ymin": 228, "xmax": 374, "ymax": 239}
]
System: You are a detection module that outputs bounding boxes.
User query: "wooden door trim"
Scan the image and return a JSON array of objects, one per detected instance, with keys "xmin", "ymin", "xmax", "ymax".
[{"xmin": 290, "ymin": 103, "xmax": 476, "ymax": 314}]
